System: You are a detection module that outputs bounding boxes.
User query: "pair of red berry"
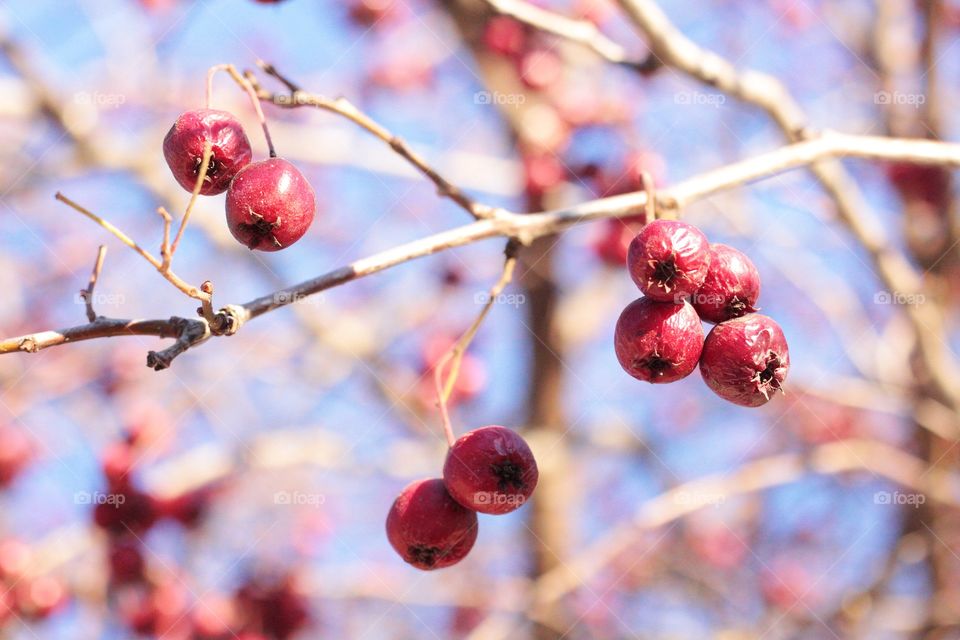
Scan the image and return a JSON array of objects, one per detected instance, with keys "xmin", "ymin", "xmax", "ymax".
[
  {"xmin": 385, "ymin": 426, "xmax": 538, "ymax": 570},
  {"xmin": 614, "ymin": 219, "xmax": 790, "ymax": 407},
  {"xmin": 163, "ymin": 109, "xmax": 316, "ymax": 251}
]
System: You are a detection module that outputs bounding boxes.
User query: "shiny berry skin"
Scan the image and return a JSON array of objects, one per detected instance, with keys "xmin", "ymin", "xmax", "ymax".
[
  {"xmin": 444, "ymin": 426, "xmax": 538, "ymax": 515},
  {"xmin": 225, "ymin": 158, "xmax": 316, "ymax": 251},
  {"xmin": 692, "ymin": 244, "xmax": 761, "ymax": 324},
  {"xmin": 699, "ymin": 313, "xmax": 789, "ymax": 407},
  {"xmin": 162, "ymin": 110, "xmax": 252, "ymax": 195},
  {"xmin": 614, "ymin": 298, "xmax": 704, "ymax": 383},
  {"xmin": 627, "ymin": 220, "xmax": 711, "ymax": 301},
  {"xmin": 386, "ymin": 478, "xmax": 478, "ymax": 570}
]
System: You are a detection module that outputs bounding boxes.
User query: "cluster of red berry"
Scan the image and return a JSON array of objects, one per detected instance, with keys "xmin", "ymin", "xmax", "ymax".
[
  {"xmin": 385, "ymin": 426, "xmax": 538, "ymax": 570},
  {"xmin": 163, "ymin": 110, "xmax": 316, "ymax": 252},
  {"xmin": 614, "ymin": 219, "xmax": 790, "ymax": 407}
]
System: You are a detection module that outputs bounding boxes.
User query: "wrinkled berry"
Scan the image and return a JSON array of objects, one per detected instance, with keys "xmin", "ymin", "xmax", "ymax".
[
  {"xmin": 692, "ymin": 243, "xmax": 761, "ymax": 323},
  {"xmin": 614, "ymin": 297, "xmax": 704, "ymax": 383},
  {"xmin": 699, "ymin": 313, "xmax": 789, "ymax": 407},
  {"xmin": 627, "ymin": 220, "xmax": 711, "ymax": 301}
]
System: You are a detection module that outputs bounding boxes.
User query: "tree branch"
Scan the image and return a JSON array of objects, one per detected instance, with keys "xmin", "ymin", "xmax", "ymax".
[
  {"xmin": 5, "ymin": 131, "xmax": 960, "ymax": 365},
  {"xmin": 482, "ymin": 0, "xmax": 661, "ymax": 73}
]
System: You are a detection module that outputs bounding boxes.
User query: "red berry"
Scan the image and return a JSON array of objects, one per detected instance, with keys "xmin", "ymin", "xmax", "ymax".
[
  {"xmin": 482, "ymin": 16, "xmax": 527, "ymax": 57},
  {"xmin": 93, "ymin": 488, "xmax": 158, "ymax": 534},
  {"xmin": 108, "ymin": 538, "xmax": 145, "ymax": 584},
  {"xmin": 691, "ymin": 244, "xmax": 761, "ymax": 323},
  {"xmin": 614, "ymin": 298, "xmax": 704, "ymax": 383},
  {"xmin": 385, "ymin": 478, "xmax": 478, "ymax": 570},
  {"xmin": 225, "ymin": 158, "xmax": 317, "ymax": 251},
  {"xmin": 887, "ymin": 161, "xmax": 951, "ymax": 208},
  {"xmin": 699, "ymin": 314, "xmax": 789, "ymax": 407},
  {"xmin": 348, "ymin": 0, "xmax": 397, "ymax": 26},
  {"xmin": 444, "ymin": 426, "xmax": 538, "ymax": 515},
  {"xmin": 101, "ymin": 441, "xmax": 135, "ymax": 488},
  {"xmin": 627, "ymin": 220, "xmax": 711, "ymax": 301},
  {"xmin": 163, "ymin": 109, "xmax": 253, "ymax": 195},
  {"xmin": 592, "ymin": 215, "xmax": 646, "ymax": 266},
  {"xmin": 0, "ymin": 427, "xmax": 32, "ymax": 487},
  {"xmin": 235, "ymin": 575, "xmax": 308, "ymax": 639}
]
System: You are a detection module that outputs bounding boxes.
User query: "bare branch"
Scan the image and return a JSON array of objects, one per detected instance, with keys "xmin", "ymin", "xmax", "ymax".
[
  {"xmin": 4, "ymin": 130, "xmax": 957, "ymax": 366},
  {"xmin": 483, "ymin": 0, "xmax": 660, "ymax": 73},
  {"xmin": 249, "ymin": 61, "xmax": 492, "ymax": 220},
  {"xmin": 169, "ymin": 141, "xmax": 213, "ymax": 261},
  {"xmin": 55, "ymin": 192, "xmax": 212, "ymax": 304}
]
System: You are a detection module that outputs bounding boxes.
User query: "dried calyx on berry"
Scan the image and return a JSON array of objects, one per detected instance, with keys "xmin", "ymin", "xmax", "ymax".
[
  {"xmin": 699, "ymin": 313, "xmax": 789, "ymax": 407},
  {"xmin": 627, "ymin": 219, "xmax": 711, "ymax": 302},
  {"xmin": 614, "ymin": 297, "xmax": 704, "ymax": 383},
  {"xmin": 443, "ymin": 426, "xmax": 538, "ymax": 515}
]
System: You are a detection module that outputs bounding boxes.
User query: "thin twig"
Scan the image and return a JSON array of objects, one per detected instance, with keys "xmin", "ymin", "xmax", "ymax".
[
  {"xmin": 169, "ymin": 141, "xmax": 212, "ymax": 261},
  {"xmin": 80, "ymin": 245, "xmax": 107, "ymax": 322},
  {"xmin": 56, "ymin": 192, "xmax": 211, "ymax": 303},
  {"xmin": 433, "ymin": 241, "xmax": 520, "ymax": 445},
  {"xmin": 250, "ymin": 61, "xmax": 492, "ymax": 220},
  {"xmin": 483, "ymin": 0, "xmax": 661, "ymax": 73},
  {"xmin": 157, "ymin": 206, "xmax": 172, "ymax": 267},
  {"xmin": 208, "ymin": 63, "xmax": 277, "ymax": 157}
]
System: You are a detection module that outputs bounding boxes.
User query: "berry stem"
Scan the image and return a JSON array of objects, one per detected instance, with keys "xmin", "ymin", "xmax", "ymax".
[
  {"xmin": 640, "ymin": 170, "xmax": 657, "ymax": 220},
  {"xmin": 170, "ymin": 142, "xmax": 213, "ymax": 261},
  {"xmin": 207, "ymin": 64, "xmax": 277, "ymax": 158},
  {"xmin": 433, "ymin": 241, "xmax": 519, "ymax": 447}
]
